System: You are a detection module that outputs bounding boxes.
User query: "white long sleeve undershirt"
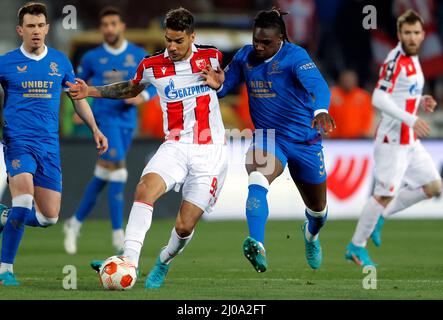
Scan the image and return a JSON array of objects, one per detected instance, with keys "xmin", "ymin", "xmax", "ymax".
[{"xmin": 372, "ymin": 89, "xmax": 418, "ymax": 128}]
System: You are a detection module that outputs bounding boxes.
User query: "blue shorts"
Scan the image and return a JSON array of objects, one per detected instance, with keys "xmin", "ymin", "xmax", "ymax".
[
  {"xmin": 4, "ymin": 144, "xmax": 62, "ymax": 192},
  {"xmin": 99, "ymin": 126, "xmax": 134, "ymax": 162},
  {"xmin": 250, "ymin": 131, "xmax": 326, "ymax": 184}
]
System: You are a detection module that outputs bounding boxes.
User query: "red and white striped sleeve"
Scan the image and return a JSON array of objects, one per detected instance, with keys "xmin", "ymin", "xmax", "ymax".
[
  {"xmin": 375, "ymin": 51, "xmax": 402, "ymax": 94},
  {"xmin": 132, "ymin": 57, "xmax": 151, "ymax": 85}
]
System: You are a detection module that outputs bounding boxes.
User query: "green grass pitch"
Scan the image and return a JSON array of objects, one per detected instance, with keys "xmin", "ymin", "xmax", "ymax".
[{"xmin": 1, "ymin": 218, "xmax": 443, "ymax": 299}]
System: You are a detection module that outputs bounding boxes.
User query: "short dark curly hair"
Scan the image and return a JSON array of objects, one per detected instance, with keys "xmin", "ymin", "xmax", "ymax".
[
  {"xmin": 98, "ymin": 6, "xmax": 124, "ymax": 22},
  {"xmin": 164, "ymin": 7, "xmax": 194, "ymax": 34}
]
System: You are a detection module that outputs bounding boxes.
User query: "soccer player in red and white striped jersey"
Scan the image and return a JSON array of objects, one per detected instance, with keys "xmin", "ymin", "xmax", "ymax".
[
  {"xmin": 345, "ymin": 9, "xmax": 442, "ymax": 267},
  {"xmin": 68, "ymin": 8, "xmax": 228, "ymax": 288}
]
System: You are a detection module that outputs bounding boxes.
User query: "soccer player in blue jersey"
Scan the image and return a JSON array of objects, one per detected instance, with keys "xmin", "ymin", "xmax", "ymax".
[
  {"xmin": 63, "ymin": 7, "xmax": 156, "ymax": 256},
  {"xmin": 0, "ymin": 2, "xmax": 108, "ymax": 286},
  {"xmin": 202, "ymin": 9, "xmax": 335, "ymax": 272}
]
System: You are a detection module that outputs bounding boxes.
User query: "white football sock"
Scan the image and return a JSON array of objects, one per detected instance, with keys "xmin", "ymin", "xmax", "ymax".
[
  {"xmin": 383, "ymin": 187, "xmax": 428, "ymax": 218},
  {"xmin": 123, "ymin": 202, "xmax": 153, "ymax": 267},
  {"xmin": 351, "ymin": 197, "xmax": 384, "ymax": 247},
  {"xmin": 0, "ymin": 263, "xmax": 13, "ymax": 274},
  {"xmin": 159, "ymin": 227, "xmax": 194, "ymax": 264}
]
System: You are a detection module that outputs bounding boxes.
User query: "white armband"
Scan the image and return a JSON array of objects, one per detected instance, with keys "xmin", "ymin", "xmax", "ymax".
[{"xmin": 314, "ymin": 109, "xmax": 328, "ymax": 117}]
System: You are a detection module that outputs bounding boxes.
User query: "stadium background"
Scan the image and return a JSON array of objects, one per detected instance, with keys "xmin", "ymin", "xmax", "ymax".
[{"xmin": 0, "ymin": 0, "xmax": 442, "ymax": 221}]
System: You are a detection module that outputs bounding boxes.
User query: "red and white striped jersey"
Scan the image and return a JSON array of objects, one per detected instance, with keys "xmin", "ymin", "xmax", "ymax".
[
  {"xmin": 375, "ymin": 42, "xmax": 425, "ymax": 145},
  {"xmin": 133, "ymin": 43, "xmax": 226, "ymax": 144}
]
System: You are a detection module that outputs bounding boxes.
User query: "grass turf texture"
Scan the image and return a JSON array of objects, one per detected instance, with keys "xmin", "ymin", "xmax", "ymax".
[{"xmin": 1, "ymin": 219, "xmax": 443, "ymax": 299}]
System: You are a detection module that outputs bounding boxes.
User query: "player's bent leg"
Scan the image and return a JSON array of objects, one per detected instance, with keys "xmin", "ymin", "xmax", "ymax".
[
  {"xmin": 243, "ymin": 171, "xmax": 269, "ymax": 273},
  {"xmin": 0, "ymin": 173, "xmax": 34, "ymax": 285},
  {"xmin": 243, "ymin": 149, "xmax": 284, "ymax": 273},
  {"xmin": 107, "ymin": 165, "xmax": 128, "ymax": 254},
  {"xmin": 145, "ymin": 200, "xmax": 203, "ymax": 289},
  {"xmin": 367, "ymin": 195, "xmax": 392, "ymax": 248},
  {"xmin": 301, "ymin": 209, "xmax": 325, "ymax": 270},
  {"xmin": 347, "ymin": 196, "xmax": 389, "ymax": 266},
  {"xmin": 91, "ymin": 173, "xmax": 166, "ymax": 273},
  {"xmin": 122, "ymin": 173, "xmax": 166, "ymax": 266},
  {"xmin": 30, "ymin": 186, "xmax": 61, "ymax": 227},
  {"xmin": 371, "ymin": 181, "xmax": 442, "ymax": 248},
  {"xmin": 293, "ymin": 180, "xmax": 328, "ymax": 270},
  {"xmin": 75, "ymin": 163, "xmax": 109, "ymax": 223},
  {"xmin": 65, "ymin": 163, "xmax": 109, "ymax": 254}
]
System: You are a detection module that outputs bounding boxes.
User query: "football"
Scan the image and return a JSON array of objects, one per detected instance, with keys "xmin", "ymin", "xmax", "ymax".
[{"xmin": 99, "ymin": 256, "xmax": 137, "ymax": 290}]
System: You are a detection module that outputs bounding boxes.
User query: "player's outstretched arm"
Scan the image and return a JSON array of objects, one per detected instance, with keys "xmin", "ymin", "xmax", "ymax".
[
  {"xmin": 67, "ymin": 78, "xmax": 145, "ymax": 100},
  {"xmin": 72, "ymin": 98, "xmax": 108, "ymax": 155},
  {"xmin": 372, "ymin": 88, "xmax": 430, "ymax": 137},
  {"xmin": 201, "ymin": 65, "xmax": 225, "ymax": 90}
]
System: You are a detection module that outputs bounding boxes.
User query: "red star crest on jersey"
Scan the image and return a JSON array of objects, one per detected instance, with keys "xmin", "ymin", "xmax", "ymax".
[{"xmin": 195, "ymin": 58, "xmax": 207, "ymax": 70}]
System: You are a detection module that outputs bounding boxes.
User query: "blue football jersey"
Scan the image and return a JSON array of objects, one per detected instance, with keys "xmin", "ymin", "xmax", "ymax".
[
  {"xmin": 0, "ymin": 45, "xmax": 75, "ymax": 152},
  {"xmin": 77, "ymin": 41, "xmax": 156, "ymax": 129},
  {"xmin": 218, "ymin": 42, "xmax": 331, "ymax": 143}
]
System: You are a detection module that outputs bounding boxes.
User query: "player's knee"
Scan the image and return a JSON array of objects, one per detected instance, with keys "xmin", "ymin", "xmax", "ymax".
[
  {"xmin": 308, "ymin": 202, "xmax": 327, "ymax": 213},
  {"xmin": 109, "ymin": 168, "xmax": 128, "ymax": 183},
  {"xmin": 175, "ymin": 223, "xmax": 193, "ymax": 238},
  {"xmin": 134, "ymin": 178, "xmax": 162, "ymax": 204},
  {"xmin": 94, "ymin": 165, "xmax": 111, "ymax": 181},
  {"xmin": 423, "ymin": 180, "xmax": 442, "ymax": 198},
  {"xmin": 374, "ymin": 195, "xmax": 393, "ymax": 207},
  {"xmin": 36, "ymin": 211, "xmax": 59, "ymax": 227}
]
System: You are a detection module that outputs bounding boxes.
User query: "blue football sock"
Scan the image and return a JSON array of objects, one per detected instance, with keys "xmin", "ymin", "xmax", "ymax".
[
  {"xmin": 24, "ymin": 206, "xmax": 39, "ymax": 227},
  {"xmin": 75, "ymin": 176, "xmax": 107, "ymax": 222},
  {"xmin": 108, "ymin": 181, "xmax": 125, "ymax": 230},
  {"xmin": 245, "ymin": 184, "xmax": 269, "ymax": 244},
  {"xmin": 24, "ymin": 207, "xmax": 57, "ymax": 228},
  {"xmin": 1, "ymin": 206, "xmax": 31, "ymax": 264},
  {"xmin": 305, "ymin": 208, "xmax": 328, "ymax": 236}
]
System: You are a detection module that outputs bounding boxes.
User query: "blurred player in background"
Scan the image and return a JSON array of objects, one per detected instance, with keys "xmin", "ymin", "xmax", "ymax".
[
  {"xmin": 202, "ymin": 9, "xmax": 334, "ymax": 272},
  {"xmin": 68, "ymin": 7, "xmax": 228, "ymax": 288},
  {"xmin": 63, "ymin": 7, "xmax": 156, "ymax": 256},
  {"xmin": 0, "ymin": 2, "xmax": 107, "ymax": 286},
  {"xmin": 345, "ymin": 9, "xmax": 442, "ymax": 267}
]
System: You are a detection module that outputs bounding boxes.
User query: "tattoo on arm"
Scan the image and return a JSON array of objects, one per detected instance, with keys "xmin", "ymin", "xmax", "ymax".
[{"xmin": 96, "ymin": 81, "xmax": 145, "ymax": 99}]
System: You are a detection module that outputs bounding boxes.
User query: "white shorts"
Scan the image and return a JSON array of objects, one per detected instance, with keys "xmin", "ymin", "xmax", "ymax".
[
  {"xmin": 141, "ymin": 141, "xmax": 228, "ymax": 213},
  {"xmin": 373, "ymin": 141, "xmax": 441, "ymax": 196}
]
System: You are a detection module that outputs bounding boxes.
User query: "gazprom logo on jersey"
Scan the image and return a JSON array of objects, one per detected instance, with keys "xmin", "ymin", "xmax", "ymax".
[{"xmin": 164, "ymin": 79, "xmax": 211, "ymax": 100}]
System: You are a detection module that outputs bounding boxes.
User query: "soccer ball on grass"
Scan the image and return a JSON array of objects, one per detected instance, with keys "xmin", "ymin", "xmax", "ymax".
[{"xmin": 99, "ymin": 255, "xmax": 137, "ymax": 290}]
